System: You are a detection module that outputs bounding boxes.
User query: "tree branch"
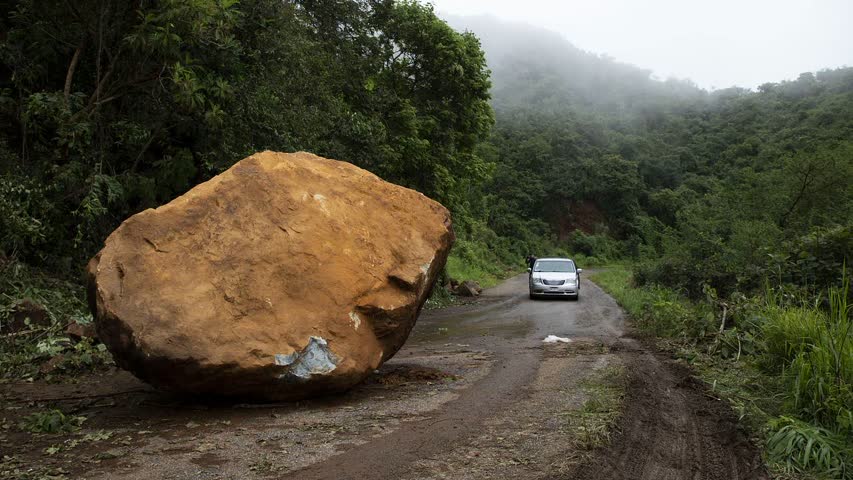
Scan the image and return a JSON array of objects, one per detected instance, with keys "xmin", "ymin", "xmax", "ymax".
[
  {"xmin": 64, "ymin": 38, "xmax": 87, "ymax": 107},
  {"xmin": 130, "ymin": 131, "xmax": 157, "ymax": 174},
  {"xmin": 779, "ymin": 162, "xmax": 816, "ymax": 228}
]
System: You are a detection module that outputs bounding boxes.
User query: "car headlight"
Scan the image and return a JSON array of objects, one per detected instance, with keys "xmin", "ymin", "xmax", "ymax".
[{"xmin": 534, "ymin": 277, "xmax": 544, "ymax": 285}]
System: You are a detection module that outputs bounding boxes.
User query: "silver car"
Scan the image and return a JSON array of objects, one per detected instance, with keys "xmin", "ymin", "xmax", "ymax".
[{"xmin": 528, "ymin": 258, "xmax": 582, "ymax": 300}]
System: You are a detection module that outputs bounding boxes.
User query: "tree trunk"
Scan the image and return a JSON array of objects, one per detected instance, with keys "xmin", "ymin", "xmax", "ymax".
[{"xmin": 64, "ymin": 39, "xmax": 87, "ymax": 107}]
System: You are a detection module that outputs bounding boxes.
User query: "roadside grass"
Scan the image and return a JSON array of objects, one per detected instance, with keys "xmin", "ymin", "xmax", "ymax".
[
  {"xmin": 436, "ymin": 239, "xmax": 607, "ymax": 310},
  {"xmin": 768, "ymin": 417, "xmax": 852, "ymax": 479},
  {"xmin": 445, "ymin": 247, "xmax": 518, "ymax": 289},
  {"xmin": 590, "ymin": 266, "xmax": 853, "ymax": 480},
  {"xmin": 586, "ymin": 267, "xmax": 654, "ymax": 318},
  {"xmin": 562, "ymin": 364, "xmax": 627, "ymax": 450}
]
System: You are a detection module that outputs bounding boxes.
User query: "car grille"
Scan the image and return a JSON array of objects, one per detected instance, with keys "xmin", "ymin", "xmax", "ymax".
[{"xmin": 543, "ymin": 279, "xmax": 565, "ymax": 286}]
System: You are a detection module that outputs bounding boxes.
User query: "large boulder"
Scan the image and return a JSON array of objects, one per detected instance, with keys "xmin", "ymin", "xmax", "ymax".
[{"xmin": 87, "ymin": 151, "xmax": 454, "ymax": 401}]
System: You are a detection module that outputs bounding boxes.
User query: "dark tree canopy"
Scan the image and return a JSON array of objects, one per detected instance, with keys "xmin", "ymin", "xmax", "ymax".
[{"xmin": 0, "ymin": 0, "xmax": 492, "ymax": 266}]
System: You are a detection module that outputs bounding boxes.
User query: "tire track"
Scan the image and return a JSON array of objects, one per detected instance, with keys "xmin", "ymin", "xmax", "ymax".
[{"xmin": 572, "ymin": 342, "xmax": 768, "ymax": 480}]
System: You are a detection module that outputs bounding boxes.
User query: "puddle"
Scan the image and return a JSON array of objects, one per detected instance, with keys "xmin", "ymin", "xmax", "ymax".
[{"xmin": 410, "ymin": 315, "xmax": 533, "ymax": 343}]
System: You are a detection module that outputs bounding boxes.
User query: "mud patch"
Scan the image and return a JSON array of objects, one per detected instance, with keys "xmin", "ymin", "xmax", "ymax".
[
  {"xmin": 542, "ymin": 338, "xmax": 613, "ymax": 358},
  {"xmin": 0, "ymin": 347, "xmax": 493, "ymax": 480},
  {"xmin": 371, "ymin": 365, "xmax": 458, "ymax": 386},
  {"xmin": 402, "ymin": 354, "xmax": 621, "ymax": 480},
  {"xmin": 571, "ymin": 338, "xmax": 768, "ymax": 480}
]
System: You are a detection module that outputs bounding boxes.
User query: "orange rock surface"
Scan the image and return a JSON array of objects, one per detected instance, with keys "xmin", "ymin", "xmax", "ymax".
[{"xmin": 87, "ymin": 151, "xmax": 454, "ymax": 400}]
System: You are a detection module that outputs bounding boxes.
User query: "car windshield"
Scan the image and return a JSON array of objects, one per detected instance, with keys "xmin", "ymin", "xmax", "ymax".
[{"xmin": 534, "ymin": 260, "xmax": 575, "ymax": 273}]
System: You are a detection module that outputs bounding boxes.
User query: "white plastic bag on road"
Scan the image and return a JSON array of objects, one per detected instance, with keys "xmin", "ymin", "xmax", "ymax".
[{"xmin": 542, "ymin": 335, "xmax": 571, "ymax": 344}]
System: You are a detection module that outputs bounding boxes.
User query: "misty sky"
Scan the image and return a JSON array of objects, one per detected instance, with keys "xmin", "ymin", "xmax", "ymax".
[{"xmin": 431, "ymin": 0, "xmax": 853, "ymax": 90}]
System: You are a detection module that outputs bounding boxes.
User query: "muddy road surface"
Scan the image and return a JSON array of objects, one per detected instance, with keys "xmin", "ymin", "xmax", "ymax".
[{"xmin": 1, "ymin": 274, "xmax": 767, "ymax": 480}]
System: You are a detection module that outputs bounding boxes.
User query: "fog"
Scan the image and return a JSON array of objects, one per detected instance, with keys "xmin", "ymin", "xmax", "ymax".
[{"xmin": 431, "ymin": 0, "xmax": 853, "ymax": 90}]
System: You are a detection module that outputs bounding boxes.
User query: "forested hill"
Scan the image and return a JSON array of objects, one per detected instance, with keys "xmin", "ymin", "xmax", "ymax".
[
  {"xmin": 443, "ymin": 14, "xmax": 853, "ymax": 299},
  {"xmin": 443, "ymin": 14, "xmax": 704, "ymax": 115},
  {"xmin": 1, "ymin": 1, "xmax": 850, "ymax": 297}
]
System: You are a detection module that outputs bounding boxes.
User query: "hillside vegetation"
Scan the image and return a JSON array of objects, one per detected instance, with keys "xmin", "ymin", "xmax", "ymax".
[
  {"xmin": 453, "ymin": 16, "xmax": 852, "ymax": 478},
  {"xmin": 1, "ymin": 3, "xmax": 851, "ymax": 478}
]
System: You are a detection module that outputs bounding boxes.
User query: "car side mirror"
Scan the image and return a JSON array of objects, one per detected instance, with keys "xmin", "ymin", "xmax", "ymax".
[
  {"xmin": 527, "ymin": 267, "xmax": 532, "ymax": 273},
  {"xmin": 577, "ymin": 268, "xmax": 583, "ymax": 274}
]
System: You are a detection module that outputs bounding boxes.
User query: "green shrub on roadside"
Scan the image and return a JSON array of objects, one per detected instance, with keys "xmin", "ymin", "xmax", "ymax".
[
  {"xmin": 639, "ymin": 294, "xmax": 714, "ymax": 340},
  {"xmin": 768, "ymin": 416, "xmax": 852, "ymax": 479},
  {"xmin": 758, "ymin": 281, "xmax": 853, "ymax": 436},
  {"xmin": 635, "ymin": 225, "xmax": 853, "ymax": 302},
  {"xmin": 445, "ymin": 238, "xmax": 515, "ymax": 288},
  {"xmin": 566, "ymin": 231, "xmax": 625, "ymax": 262},
  {"xmin": 760, "ymin": 305, "xmax": 827, "ymax": 372},
  {"xmin": 19, "ymin": 409, "xmax": 86, "ymax": 434},
  {"xmin": 0, "ymin": 258, "xmax": 112, "ymax": 380},
  {"xmin": 0, "ymin": 174, "xmax": 54, "ymax": 256}
]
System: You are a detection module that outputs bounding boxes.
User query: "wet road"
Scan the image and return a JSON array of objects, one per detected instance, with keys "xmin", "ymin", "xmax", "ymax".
[
  {"xmin": 4, "ymin": 273, "xmax": 764, "ymax": 479},
  {"xmin": 290, "ymin": 274, "xmax": 630, "ymax": 480},
  {"xmin": 290, "ymin": 274, "xmax": 766, "ymax": 480}
]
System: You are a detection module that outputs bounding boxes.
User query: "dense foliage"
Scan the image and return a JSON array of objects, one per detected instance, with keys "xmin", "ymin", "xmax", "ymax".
[
  {"xmin": 467, "ymin": 17, "xmax": 853, "ymax": 297},
  {"xmin": 0, "ymin": 0, "xmax": 493, "ymax": 269}
]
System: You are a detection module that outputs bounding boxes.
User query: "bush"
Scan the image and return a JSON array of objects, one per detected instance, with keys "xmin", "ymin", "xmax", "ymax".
[
  {"xmin": 771, "ymin": 225, "xmax": 853, "ymax": 294},
  {"xmin": 19, "ymin": 409, "xmax": 86, "ymax": 434},
  {"xmin": 566, "ymin": 231, "xmax": 624, "ymax": 261},
  {"xmin": 0, "ymin": 258, "xmax": 112, "ymax": 380},
  {"xmin": 637, "ymin": 224, "xmax": 852, "ymax": 301},
  {"xmin": 593, "ymin": 265, "xmax": 853, "ymax": 479},
  {"xmin": 768, "ymin": 416, "xmax": 852, "ymax": 479},
  {"xmin": 0, "ymin": 174, "xmax": 53, "ymax": 256},
  {"xmin": 758, "ymin": 281, "xmax": 852, "ymax": 435},
  {"xmin": 639, "ymin": 293, "xmax": 714, "ymax": 340},
  {"xmin": 446, "ymin": 236, "xmax": 516, "ymax": 288}
]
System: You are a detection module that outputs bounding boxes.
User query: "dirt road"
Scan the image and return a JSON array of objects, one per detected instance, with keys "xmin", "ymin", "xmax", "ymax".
[{"xmin": 1, "ymin": 274, "xmax": 768, "ymax": 479}]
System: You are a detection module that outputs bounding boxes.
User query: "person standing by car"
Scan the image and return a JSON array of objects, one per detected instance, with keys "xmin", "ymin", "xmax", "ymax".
[{"xmin": 525, "ymin": 254, "xmax": 537, "ymax": 271}]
